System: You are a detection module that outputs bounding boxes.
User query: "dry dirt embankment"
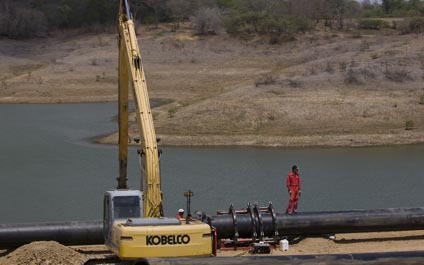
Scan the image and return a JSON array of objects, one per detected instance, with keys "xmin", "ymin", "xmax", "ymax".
[{"xmin": 1, "ymin": 26, "xmax": 424, "ymax": 147}]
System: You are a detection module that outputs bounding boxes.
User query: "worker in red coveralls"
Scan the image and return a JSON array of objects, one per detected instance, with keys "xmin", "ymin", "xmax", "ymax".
[
  {"xmin": 286, "ymin": 165, "xmax": 301, "ymax": 214},
  {"xmin": 176, "ymin": 208, "xmax": 185, "ymax": 220}
]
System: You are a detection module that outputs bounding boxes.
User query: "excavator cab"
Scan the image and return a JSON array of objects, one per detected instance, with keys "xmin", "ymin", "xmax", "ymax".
[{"xmin": 103, "ymin": 190, "xmax": 143, "ymax": 244}]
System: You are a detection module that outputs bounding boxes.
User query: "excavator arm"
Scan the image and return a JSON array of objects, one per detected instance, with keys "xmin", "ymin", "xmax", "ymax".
[
  {"xmin": 103, "ymin": 2, "xmax": 213, "ymax": 258},
  {"xmin": 116, "ymin": 0, "xmax": 163, "ymax": 218}
]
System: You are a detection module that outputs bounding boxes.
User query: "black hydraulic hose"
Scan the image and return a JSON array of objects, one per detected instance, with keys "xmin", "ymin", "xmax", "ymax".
[{"xmin": 0, "ymin": 220, "xmax": 103, "ymax": 248}]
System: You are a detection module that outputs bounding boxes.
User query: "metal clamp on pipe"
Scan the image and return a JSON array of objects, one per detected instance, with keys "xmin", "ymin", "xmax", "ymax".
[
  {"xmin": 254, "ymin": 203, "xmax": 265, "ymax": 241},
  {"xmin": 268, "ymin": 201, "xmax": 279, "ymax": 243},
  {"xmin": 228, "ymin": 204, "xmax": 239, "ymax": 247},
  {"xmin": 247, "ymin": 203, "xmax": 257, "ymax": 242}
]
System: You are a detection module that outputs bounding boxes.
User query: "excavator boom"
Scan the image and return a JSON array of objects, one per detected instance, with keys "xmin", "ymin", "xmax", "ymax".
[
  {"xmin": 117, "ymin": 0, "xmax": 162, "ymax": 218},
  {"xmin": 104, "ymin": 1, "xmax": 214, "ymax": 259}
]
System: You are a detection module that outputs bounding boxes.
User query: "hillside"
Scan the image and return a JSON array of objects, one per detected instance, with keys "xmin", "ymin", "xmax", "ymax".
[{"xmin": 1, "ymin": 25, "xmax": 424, "ymax": 147}]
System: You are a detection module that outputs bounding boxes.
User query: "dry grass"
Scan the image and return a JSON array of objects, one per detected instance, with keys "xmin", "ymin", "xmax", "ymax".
[
  {"xmin": 1, "ymin": 25, "xmax": 424, "ymax": 146},
  {"xmin": 384, "ymin": 68, "xmax": 415, "ymax": 82},
  {"xmin": 255, "ymin": 73, "xmax": 277, "ymax": 87}
]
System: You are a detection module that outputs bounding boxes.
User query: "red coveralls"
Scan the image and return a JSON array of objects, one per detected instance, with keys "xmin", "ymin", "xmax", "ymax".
[{"xmin": 286, "ymin": 172, "xmax": 301, "ymax": 213}]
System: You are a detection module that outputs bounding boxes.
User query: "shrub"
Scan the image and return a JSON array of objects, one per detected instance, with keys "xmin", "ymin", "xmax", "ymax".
[
  {"xmin": 384, "ymin": 68, "xmax": 415, "ymax": 82},
  {"xmin": 284, "ymin": 17, "xmax": 312, "ymax": 34},
  {"xmin": 288, "ymin": 79, "xmax": 301, "ymax": 88},
  {"xmin": 224, "ymin": 12, "xmax": 312, "ymax": 38},
  {"xmin": 344, "ymin": 69, "xmax": 362, "ymax": 85},
  {"xmin": 396, "ymin": 21, "xmax": 409, "ymax": 34},
  {"xmin": 339, "ymin": 61, "xmax": 347, "ymax": 72},
  {"xmin": 152, "ymin": 112, "xmax": 159, "ymax": 121},
  {"xmin": 217, "ymin": 0, "xmax": 238, "ymax": 9},
  {"xmin": 324, "ymin": 62, "xmax": 335, "ymax": 74},
  {"xmin": 269, "ymin": 34, "xmax": 281, "ymax": 45},
  {"xmin": 360, "ymin": 40, "xmax": 370, "ymax": 52},
  {"xmin": 362, "ymin": 8, "xmax": 385, "ymax": 18},
  {"xmin": 360, "ymin": 68, "xmax": 377, "ymax": 79},
  {"xmin": 405, "ymin": 120, "xmax": 414, "ymax": 130},
  {"xmin": 255, "ymin": 73, "xmax": 276, "ymax": 87},
  {"xmin": 370, "ymin": 52, "xmax": 380, "ymax": 60},
  {"xmin": 191, "ymin": 8, "xmax": 222, "ymax": 35},
  {"xmin": 408, "ymin": 17, "xmax": 424, "ymax": 33},
  {"xmin": 420, "ymin": 95, "xmax": 424, "ymax": 105},
  {"xmin": 309, "ymin": 67, "xmax": 317, "ymax": 75},
  {"xmin": 358, "ymin": 19, "xmax": 389, "ymax": 30},
  {"xmin": 168, "ymin": 107, "xmax": 177, "ymax": 118},
  {"xmin": 0, "ymin": 7, "xmax": 47, "ymax": 38},
  {"xmin": 397, "ymin": 17, "xmax": 424, "ymax": 34},
  {"xmin": 223, "ymin": 12, "xmax": 264, "ymax": 36},
  {"xmin": 1, "ymin": 79, "xmax": 7, "ymax": 89},
  {"xmin": 351, "ymin": 31, "xmax": 362, "ymax": 38}
]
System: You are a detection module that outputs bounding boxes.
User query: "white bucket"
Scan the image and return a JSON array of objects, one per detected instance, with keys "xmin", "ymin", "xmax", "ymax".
[{"xmin": 279, "ymin": 239, "xmax": 289, "ymax": 251}]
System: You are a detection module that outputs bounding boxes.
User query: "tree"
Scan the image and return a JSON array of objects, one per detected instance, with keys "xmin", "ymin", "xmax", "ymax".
[
  {"xmin": 165, "ymin": 0, "xmax": 192, "ymax": 30},
  {"xmin": 288, "ymin": 0, "xmax": 316, "ymax": 19},
  {"xmin": 142, "ymin": 0, "xmax": 165, "ymax": 28},
  {"xmin": 216, "ymin": 0, "xmax": 238, "ymax": 9},
  {"xmin": 191, "ymin": 7, "xmax": 221, "ymax": 35},
  {"xmin": 408, "ymin": 0, "xmax": 420, "ymax": 10},
  {"xmin": 292, "ymin": 0, "xmax": 336, "ymax": 28},
  {"xmin": 382, "ymin": 0, "xmax": 390, "ymax": 14},
  {"xmin": 345, "ymin": 0, "xmax": 361, "ymax": 19},
  {"xmin": 327, "ymin": 0, "xmax": 347, "ymax": 30},
  {"xmin": 381, "ymin": 0, "xmax": 403, "ymax": 14},
  {"xmin": 362, "ymin": 0, "xmax": 373, "ymax": 9},
  {"xmin": 310, "ymin": 0, "xmax": 331, "ymax": 23}
]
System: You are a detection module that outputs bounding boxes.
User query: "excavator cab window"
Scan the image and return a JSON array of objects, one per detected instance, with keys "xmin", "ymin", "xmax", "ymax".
[{"xmin": 113, "ymin": 196, "xmax": 141, "ymax": 219}]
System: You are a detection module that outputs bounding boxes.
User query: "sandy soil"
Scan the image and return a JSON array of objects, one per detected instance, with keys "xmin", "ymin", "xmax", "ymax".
[
  {"xmin": 1, "ymin": 25, "xmax": 424, "ymax": 147},
  {"xmin": 1, "ymin": 231, "xmax": 423, "ymax": 264},
  {"xmin": 0, "ymin": 241, "xmax": 86, "ymax": 265},
  {"xmin": 214, "ymin": 230, "xmax": 424, "ymax": 257},
  {"xmin": 277, "ymin": 230, "xmax": 424, "ymax": 255}
]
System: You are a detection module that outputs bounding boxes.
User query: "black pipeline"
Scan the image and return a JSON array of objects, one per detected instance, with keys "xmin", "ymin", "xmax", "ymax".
[
  {"xmin": 1, "ymin": 207, "xmax": 424, "ymax": 248},
  {"xmin": 207, "ymin": 204, "xmax": 424, "ymax": 242},
  {"xmin": 0, "ymin": 220, "xmax": 103, "ymax": 248}
]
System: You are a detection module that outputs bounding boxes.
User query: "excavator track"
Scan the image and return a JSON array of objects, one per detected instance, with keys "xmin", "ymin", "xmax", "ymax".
[
  {"xmin": 77, "ymin": 250, "xmax": 120, "ymax": 265},
  {"xmin": 84, "ymin": 256, "xmax": 120, "ymax": 265},
  {"xmin": 70, "ymin": 247, "xmax": 118, "ymax": 265}
]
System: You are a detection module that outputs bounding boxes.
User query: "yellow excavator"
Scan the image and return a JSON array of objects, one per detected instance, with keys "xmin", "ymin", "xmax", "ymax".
[{"xmin": 103, "ymin": 0, "xmax": 214, "ymax": 260}]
